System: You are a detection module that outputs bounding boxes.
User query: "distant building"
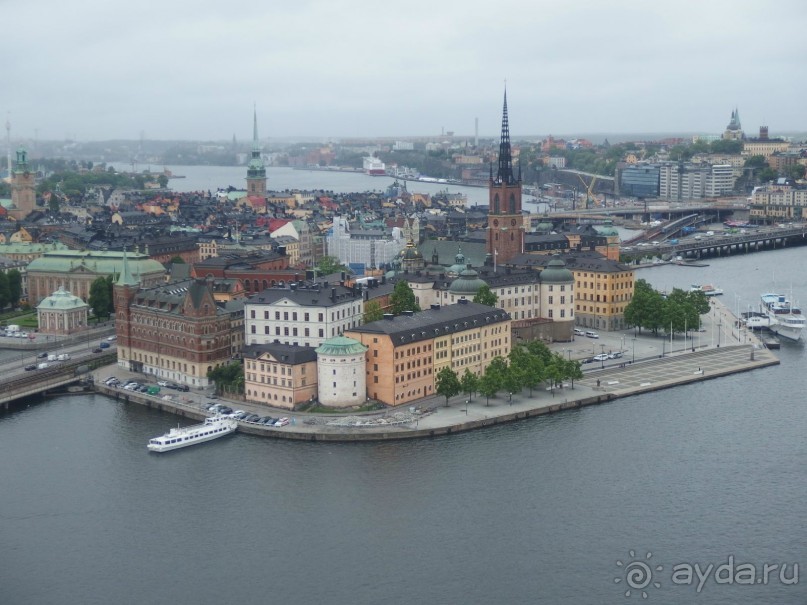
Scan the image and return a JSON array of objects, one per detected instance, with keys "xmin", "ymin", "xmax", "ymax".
[
  {"xmin": 246, "ymin": 107, "xmax": 267, "ymax": 198},
  {"xmin": 723, "ymin": 107, "xmax": 744, "ymax": 141},
  {"xmin": 8, "ymin": 148, "xmax": 36, "ymax": 221},
  {"xmin": 27, "ymin": 249, "xmax": 165, "ymax": 305}
]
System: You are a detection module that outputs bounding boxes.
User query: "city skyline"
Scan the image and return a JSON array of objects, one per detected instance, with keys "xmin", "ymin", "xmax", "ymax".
[{"xmin": 4, "ymin": 0, "xmax": 807, "ymax": 142}]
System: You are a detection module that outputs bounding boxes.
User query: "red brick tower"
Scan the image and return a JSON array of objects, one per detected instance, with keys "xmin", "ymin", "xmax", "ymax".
[{"xmin": 486, "ymin": 90, "xmax": 524, "ymax": 265}]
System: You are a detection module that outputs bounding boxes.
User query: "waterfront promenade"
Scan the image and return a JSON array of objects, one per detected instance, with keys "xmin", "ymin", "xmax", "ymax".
[{"xmin": 91, "ymin": 297, "xmax": 780, "ymax": 442}]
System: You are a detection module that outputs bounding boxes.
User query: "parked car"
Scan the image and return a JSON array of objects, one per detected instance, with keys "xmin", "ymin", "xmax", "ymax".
[
  {"xmin": 608, "ymin": 351, "xmax": 623, "ymax": 359},
  {"xmin": 107, "ymin": 335, "xmax": 117, "ymax": 341},
  {"xmin": 274, "ymin": 417, "xmax": 290, "ymax": 427},
  {"xmin": 157, "ymin": 381, "xmax": 169, "ymax": 387},
  {"xmin": 99, "ymin": 342, "xmax": 110, "ymax": 349},
  {"xmin": 593, "ymin": 354, "xmax": 609, "ymax": 361},
  {"xmin": 585, "ymin": 331, "xmax": 599, "ymax": 339},
  {"xmin": 37, "ymin": 352, "xmax": 48, "ymax": 359},
  {"xmin": 25, "ymin": 364, "xmax": 37, "ymax": 371},
  {"xmin": 93, "ymin": 348, "xmax": 103, "ymax": 353},
  {"xmin": 176, "ymin": 384, "xmax": 189, "ymax": 392}
]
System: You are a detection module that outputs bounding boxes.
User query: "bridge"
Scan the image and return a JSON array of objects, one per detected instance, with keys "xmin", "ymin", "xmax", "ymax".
[
  {"xmin": 623, "ymin": 225, "xmax": 807, "ymax": 261},
  {"xmin": 0, "ymin": 353, "xmax": 117, "ymax": 408}
]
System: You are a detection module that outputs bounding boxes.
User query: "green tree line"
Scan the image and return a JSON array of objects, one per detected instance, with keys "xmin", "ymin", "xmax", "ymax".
[{"xmin": 623, "ymin": 279, "xmax": 710, "ymax": 336}]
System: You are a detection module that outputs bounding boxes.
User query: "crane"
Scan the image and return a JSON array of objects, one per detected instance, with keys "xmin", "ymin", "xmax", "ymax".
[{"xmin": 576, "ymin": 173, "xmax": 599, "ymax": 209}]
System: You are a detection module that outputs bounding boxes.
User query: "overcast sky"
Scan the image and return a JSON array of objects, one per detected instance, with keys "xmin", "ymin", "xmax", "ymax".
[{"xmin": 4, "ymin": 0, "xmax": 806, "ymax": 142}]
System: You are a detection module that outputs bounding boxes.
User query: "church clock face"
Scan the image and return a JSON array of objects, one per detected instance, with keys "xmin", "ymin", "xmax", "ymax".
[
  {"xmin": 493, "ymin": 219, "xmax": 499, "ymax": 227},
  {"xmin": 511, "ymin": 219, "xmax": 517, "ymax": 226}
]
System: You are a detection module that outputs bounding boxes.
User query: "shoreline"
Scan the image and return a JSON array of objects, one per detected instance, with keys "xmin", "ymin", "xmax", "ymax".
[{"xmin": 91, "ymin": 299, "xmax": 781, "ymax": 443}]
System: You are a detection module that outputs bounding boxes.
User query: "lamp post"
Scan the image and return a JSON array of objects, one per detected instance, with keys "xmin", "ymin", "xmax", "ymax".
[
  {"xmin": 566, "ymin": 349, "xmax": 572, "ymax": 361},
  {"xmin": 465, "ymin": 399, "xmax": 469, "ymax": 415},
  {"xmin": 600, "ymin": 343, "xmax": 606, "ymax": 369},
  {"xmin": 632, "ymin": 337, "xmax": 636, "ymax": 363}
]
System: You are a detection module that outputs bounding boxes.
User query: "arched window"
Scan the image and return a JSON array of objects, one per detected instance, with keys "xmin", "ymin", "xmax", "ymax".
[
  {"xmin": 509, "ymin": 194, "xmax": 516, "ymax": 214},
  {"xmin": 493, "ymin": 194, "xmax": 500, "ymax": 214}
]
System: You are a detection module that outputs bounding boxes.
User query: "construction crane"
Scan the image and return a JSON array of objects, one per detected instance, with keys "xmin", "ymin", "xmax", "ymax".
[{"xmin": 576, "ymin": 173, "xmax": 599, "ymax": 209}]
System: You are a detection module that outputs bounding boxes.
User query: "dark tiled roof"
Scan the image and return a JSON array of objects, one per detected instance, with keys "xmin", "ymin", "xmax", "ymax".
[
  {"xmin": 243, "ymin": 343, "xmax": 317, "ymax": 365},
  {"xmin": 349, "ymin": 301, "xmax": 509, "ymax": 345},
  {"xmin": 247, "ymin": 282, "xmax": 362, "ymax": 307}
]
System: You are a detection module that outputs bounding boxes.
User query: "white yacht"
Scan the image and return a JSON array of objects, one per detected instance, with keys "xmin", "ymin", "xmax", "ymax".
[
  {"xmin": 761, "ymin": 293, "xmax": 805, "ymax": 341},
  {"xmin": 147, "ymin": 417, "xmax": 237, "ymax": 452}
]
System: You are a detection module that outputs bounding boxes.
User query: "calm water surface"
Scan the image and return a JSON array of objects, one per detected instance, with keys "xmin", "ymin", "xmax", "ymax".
[{"xmin": 2, "ymin": 207, "xmax": 806, "ymax": 604}]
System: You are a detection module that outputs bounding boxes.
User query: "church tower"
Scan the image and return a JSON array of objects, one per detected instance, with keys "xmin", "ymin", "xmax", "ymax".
[
  {"xmin": 486, "ymin": 90, "xmax": 524, "ymax": 265},
  {"xmin": 246, "ymin": 105, "xmax": 267, "ymax": 198},
  {"xmin": 10, "ymin": 147, "xmax": 36, "ymax": 220}
]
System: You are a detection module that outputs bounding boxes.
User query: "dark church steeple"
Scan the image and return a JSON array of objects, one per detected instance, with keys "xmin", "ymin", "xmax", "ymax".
[
  {"xmin": 495, "ymin": 89, "xmax": 517, "ymax": 185},
  {"xmin": 246, "ymin": 104, "xmax": 267, "ymax": 197},
  {"xmin": 486, "ymin": 87, "xmax": 524, "ymax": 265}
]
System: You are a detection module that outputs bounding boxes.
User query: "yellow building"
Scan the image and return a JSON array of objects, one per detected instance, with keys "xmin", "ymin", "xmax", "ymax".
[{"xmin": 565, "ymin": 254, "xmax": 635, "ymax": 331}]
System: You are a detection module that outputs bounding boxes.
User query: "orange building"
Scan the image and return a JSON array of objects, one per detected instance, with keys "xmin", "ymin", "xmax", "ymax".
[{"xmin": 345, "ymin": 300, "xmax": 511, "ymax": 407}]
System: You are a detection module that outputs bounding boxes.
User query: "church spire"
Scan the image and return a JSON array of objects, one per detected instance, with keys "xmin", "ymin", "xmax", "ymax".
[
  {"xmin": 116, "ymin": 247, "xmax": 139, "ymax": 287},
  {"xmin": 496, "ymin": 88, "xmax": 515, "ymax": 185},
  {"xmin": 252, "ymin": 103, "xmax": 259, "ymax": 150}
]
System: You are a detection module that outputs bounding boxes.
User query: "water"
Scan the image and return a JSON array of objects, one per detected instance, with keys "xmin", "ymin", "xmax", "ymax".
[{"xmin": 1, "ymin": 247, "xmax": 805, "ymax": 604}]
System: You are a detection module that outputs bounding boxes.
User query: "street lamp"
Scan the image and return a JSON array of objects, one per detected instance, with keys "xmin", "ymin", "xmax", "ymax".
[
  {"xmin": 600, "ymin": 343, "xmax": 606, "ymax": 369},
  {"xmin": 632, "ymin": 338, "xmax": 636, "ymax": 363},
  {"xmin": 465, "ymin": 399, "xmax": 469, "ymax": 415}
]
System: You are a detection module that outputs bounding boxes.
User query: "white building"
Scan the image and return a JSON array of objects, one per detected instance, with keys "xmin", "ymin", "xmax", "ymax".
[
  {"xmin": 315, "ymin": 336, "xmax": 368, "ymax": 407},
  {"xmin": 326, "ymin": 216, "xmax": 407, "ymax": 269},
  {"xmin": 244, "ymin": 281, "xmax": 365, "ymax": 348}
]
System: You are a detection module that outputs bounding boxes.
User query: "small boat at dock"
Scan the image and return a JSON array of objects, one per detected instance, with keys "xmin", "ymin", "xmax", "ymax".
[{"xmin": 690, "ymin": 284, "xmax": 723, "ymax": 296}]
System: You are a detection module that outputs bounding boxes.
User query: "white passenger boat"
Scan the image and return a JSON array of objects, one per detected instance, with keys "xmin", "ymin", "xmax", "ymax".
[
  {"xmin": 761, "ymin": 293, "xmax": 805, "ymax": 341},
  {"xmin": 147, "ymin": 417, "xmax": 237, "ymax": 452}
]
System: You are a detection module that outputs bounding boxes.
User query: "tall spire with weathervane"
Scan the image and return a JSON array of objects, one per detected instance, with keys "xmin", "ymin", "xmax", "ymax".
[{"xmin": 246, "ymin": 104, "xmax": 267, "ymax": 198}]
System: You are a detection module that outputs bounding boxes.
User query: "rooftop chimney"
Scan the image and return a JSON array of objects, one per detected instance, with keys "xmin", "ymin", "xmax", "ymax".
[{"xmin": 331, "ymin": 287, "xmax": 336, "ymax": 301}]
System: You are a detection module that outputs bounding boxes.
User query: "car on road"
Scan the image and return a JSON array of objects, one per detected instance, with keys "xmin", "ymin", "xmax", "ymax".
[
  {"xmin": 176, "ymin": 384, "xmax": 189, "ymax": 392},
  {"xmin": 99, "ymin": 342, "xmax": 110, "ymax": 349},
  {"xmin": 585, "ymin": 331, "xmax": 599, "ymax": 339},
  {"xmin": 37, "ymin": 352, "xmax": 48, "ymax": 359},
  {"xmin": 93, "ymin": 347, "xmax": 103, "ymax": 353},
  {"xmin": 107, "ymin": 336, "xmax": 117, "ymax": 341},
  {"xmin": 593, "ymin": 354, "xmax": 609, "ymax": 361},
  {"xmin": 608, "ymin": 351, "xmax": 623, "ymax": 359},
  {"xmin": 25, "ymin": 364, "xmax": 37, "ymax": 371}
]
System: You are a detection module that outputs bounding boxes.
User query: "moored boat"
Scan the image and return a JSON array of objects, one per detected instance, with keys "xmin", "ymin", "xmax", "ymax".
[
  {"xmin": 761, "ymin": 293, "xmax": 805, "ymax": 341},
  {"xmin": 147, "ymin": 416, "xmax": 237, "ymax": 452},
  {"xmin": 690, "ymin": 284, "xmax": 723, "ymax": 296}
]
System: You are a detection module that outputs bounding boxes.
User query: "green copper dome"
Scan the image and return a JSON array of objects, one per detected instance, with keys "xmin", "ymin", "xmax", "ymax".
[
  {"xmin": 315, "ymin": 336, "xmax": 368, "ymax": 357},
  {"xmin": 540, "ymin": 257, "xmax": 574, "ymax": 284},
  {"xmin": 449, "ymin": 266, "xmax": 487, "ymax": 295}
]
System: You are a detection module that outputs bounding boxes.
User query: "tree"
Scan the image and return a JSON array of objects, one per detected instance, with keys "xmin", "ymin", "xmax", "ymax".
[
  {"xmin": 48, "ymin": 194, "xmax": 60, "ymax": 214},
  {"xmin": 390, "ymin": 280, "xmax": 420, "ymax": 314},
  {"xmin": 0, "ymin": 272, "xmax": 9, "ymax": 310},
  {"xmin": 157, "ymin": 174, "xmax": 169, "ymax": 188},
  {"xmin": 435, "ymin": 367, "xmax": 461, "ymax": 407},
  {"xmin": 170, "ymin": 255, "xmax": 185, "ymax": 264},
  {"xmin": 105, "ymin": 274, "xmax": 115, "ymax": 317},
  {"xmin": 460, "ymin": 369, "xmax": 479, "ymax": 402},
  {"xmin": 7, "ymin": 269, "xmax": 22, "ymax": 307},
  {"xmin": 315, "ymin": 255, "xmax": 348, "ymax": 276},
  {"xmin": 363, "ymin": 300, "xmax": 383, "ymax": 323},
  {"xmin": 473, "ymin": 284, "xmax": 498, "ymax": 307},
  {"xmin": 478, "ymin": 370, "xmax": 500, "ymax": 407},
  {"xmin": 89, "ymin": 277, "xmax": 111, "ymax": 320}
]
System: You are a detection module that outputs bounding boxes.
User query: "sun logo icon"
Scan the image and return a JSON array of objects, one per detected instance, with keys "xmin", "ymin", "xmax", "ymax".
[{"xmin": 615, "ymin": 550, "xmax": 663, "ymax": 598}]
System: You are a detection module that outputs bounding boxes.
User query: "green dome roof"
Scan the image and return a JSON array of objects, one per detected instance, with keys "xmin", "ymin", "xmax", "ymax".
[
  {"xmin": 449, "ymin": 266, "xmax": 487, "ymax": 295},
  {"xmin": 37, "ymin": 286, "xmax": 88, "ymax": 311},
  {"xmin": 315, "ymin": 336, "xmax": 368, "ymax": 357},
  {"xmin": 540, "ymin": 258, "xmax": 574, "ymax": 283}
]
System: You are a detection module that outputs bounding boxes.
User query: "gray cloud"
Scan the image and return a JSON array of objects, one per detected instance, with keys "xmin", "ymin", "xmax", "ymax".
[{"xmin": 4, "ymin": 0, "xmax": 806, "ymax": 140}]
